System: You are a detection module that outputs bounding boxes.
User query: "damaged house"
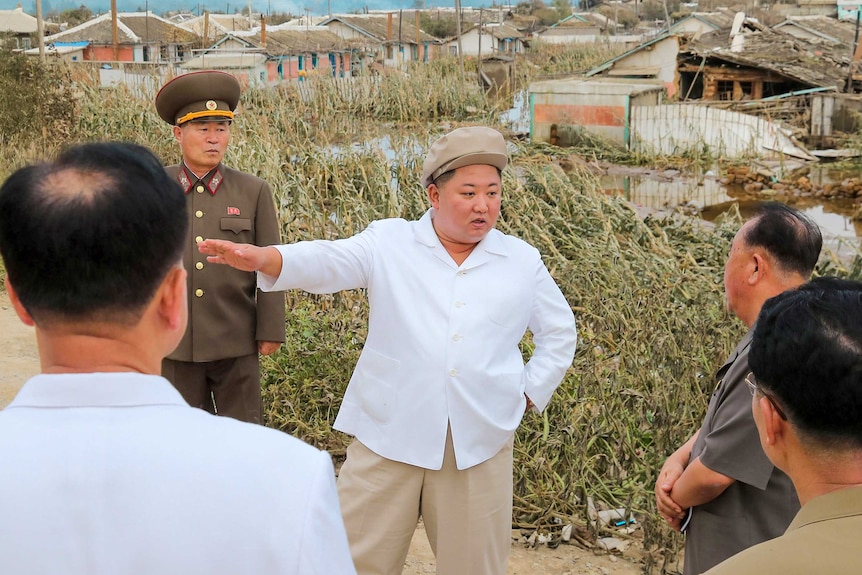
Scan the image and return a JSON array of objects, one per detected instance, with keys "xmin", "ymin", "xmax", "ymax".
[
  {"xmin": 543, "ymin": 14, "xmax": 860, "ymax": 159},
  {"xmin": 678, "ymin": 22, "xmax": 851, "ymax": 100}
]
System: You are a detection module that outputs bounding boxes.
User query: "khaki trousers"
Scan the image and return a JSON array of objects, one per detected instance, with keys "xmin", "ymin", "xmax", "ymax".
[
  {"xmin": 337, "ymin": 429, "xmax": 514, "ymax": 575},
  {"xmin": 162, "ymin": 354, "xmax": 261, "ymax": 423}
]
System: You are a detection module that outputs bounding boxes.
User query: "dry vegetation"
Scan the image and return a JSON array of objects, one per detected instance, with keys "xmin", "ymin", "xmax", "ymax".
[{"xmin": 1, "ymin": 48, "xmax": 861, "ymax": 574}]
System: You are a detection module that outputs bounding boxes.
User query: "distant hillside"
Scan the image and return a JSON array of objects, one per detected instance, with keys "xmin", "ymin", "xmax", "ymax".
[{"xmin": 5, "ymin": 0, "xmax": 465, "ymax": 18}]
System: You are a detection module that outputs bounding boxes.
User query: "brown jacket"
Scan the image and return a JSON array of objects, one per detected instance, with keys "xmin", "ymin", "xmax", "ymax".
[{"xmin": 166, "ymin": 163, "xmax": 285, "ymax": 362}]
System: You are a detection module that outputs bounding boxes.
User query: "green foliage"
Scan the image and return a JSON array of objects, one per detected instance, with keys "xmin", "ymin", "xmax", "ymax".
[
  {"xmin": 7, "ymin": 65, "xmax": 862, "ymax": 575},
  {"xmin": 266, "ymin": 11, "xmax": 296, "ymax": 25},
  {"xmin": 419, "ymin": 11, "xmax": 458, "ymax": 39},
  {"xmin": 513, "ymin": 0, "xmax": 571, "ymax": 23},
  {"xmin": 0, "ymin": 53, "xmax": 76, "ymax": 149},
  {"xmin": 598, "ymin": 4, "xmax": 640, "ymax": 30},
  {"xmin": 50, "ymin": 5, "xmax": 93, "ymax": 27}
]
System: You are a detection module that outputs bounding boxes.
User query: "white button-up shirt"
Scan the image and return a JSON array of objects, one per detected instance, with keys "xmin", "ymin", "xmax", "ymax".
[
  {"xmin": 0, "ymin": 373, "xmax": 355, "ymax": 575},
  {"xmin": 260, "ymin": 209, "xmax": 577, "ymax": 470}
]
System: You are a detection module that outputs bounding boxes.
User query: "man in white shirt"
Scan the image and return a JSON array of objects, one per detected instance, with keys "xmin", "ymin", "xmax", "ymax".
[
  {"xmin": 0, "ymin": 142, "xmax": 355, "ymax": 575},
  {"xmin": 199, "ymin": 126, "xmax": 578, "ymax": 575}
]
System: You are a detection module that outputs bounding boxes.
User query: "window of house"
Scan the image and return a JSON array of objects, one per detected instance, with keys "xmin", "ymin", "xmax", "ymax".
[{"xmin": 716, "ymin": 80, "xmax": 734, "ymax": 100}]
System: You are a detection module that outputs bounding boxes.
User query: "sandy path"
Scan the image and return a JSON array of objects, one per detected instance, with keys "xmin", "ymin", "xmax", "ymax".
[{"xmin": 0, "ymin": 291, "xmax": 39, "ymax": 409}]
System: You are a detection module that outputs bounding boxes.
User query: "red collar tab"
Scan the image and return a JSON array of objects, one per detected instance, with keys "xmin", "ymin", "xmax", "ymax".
[{"xmin": 179, "ymin": 165, "xmax": 223, "ymax": 195}]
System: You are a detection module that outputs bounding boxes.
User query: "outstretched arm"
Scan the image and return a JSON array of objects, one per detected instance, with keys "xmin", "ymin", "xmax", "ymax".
[{"xmin": 198, "ymin": 239, "xmax": 283, "ymax": 278}]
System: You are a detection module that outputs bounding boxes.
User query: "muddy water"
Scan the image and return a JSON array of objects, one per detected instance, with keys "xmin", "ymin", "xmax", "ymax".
[{"xmin": 600, "ymin": 164, "xmax": 862, "ymax": 249}]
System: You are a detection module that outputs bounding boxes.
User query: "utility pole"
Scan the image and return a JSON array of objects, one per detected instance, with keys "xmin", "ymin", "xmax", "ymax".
[
  {"xmin": 477, "ymin": 8, "xmax": 482, "ymax": 82},
  {"xmin": 35, "ymin": 0, "xmax": 45, "ymax": 60},
  {"xmin": 111, "ymin": 0, "xmax": 118, "ymax": 62},
  {"xmin": 454, "ymin": 0, "xmax": 464, "ymax": 80}
]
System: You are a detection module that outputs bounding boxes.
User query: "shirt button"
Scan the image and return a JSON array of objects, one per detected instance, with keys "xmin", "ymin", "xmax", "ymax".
[
  {"xmin": 195, "ymin": 236, "xmax": 203, "ymax": 243},
  {"xmin": 449, "ymin": 369, "xmax": 457, "ymax": 377},
  {"xmin": 195, "ymin": 210, "xmax": 203, "ymax": 218},
  {"xmin": 196, "ymin": 185, "xmax": 205, "ymax": 194},
  {"xmin": 195, "ymin": 262, "xmax": 204, "ymax": 270},
  {"xmin": 454, "ymin": 301, "xmax": 465, "ymax": 308},
  {"xmin": 453, "ymin": 333, "xmax": 462, "ymax": 341},
  {"xmin": 457, "ymin": 270, "xmax": 467, "ymax": 276},
  {"xmin": 195, "ymin": 289, "xmax": 204, "ymax": 298}
]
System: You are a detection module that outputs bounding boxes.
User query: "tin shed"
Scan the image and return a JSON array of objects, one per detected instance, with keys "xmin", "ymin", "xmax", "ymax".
[{"xmin": 529, "ymin": 78, "xmax": 665, "ymax": 148}]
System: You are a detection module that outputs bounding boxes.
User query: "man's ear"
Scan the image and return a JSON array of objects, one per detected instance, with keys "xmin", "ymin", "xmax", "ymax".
[
  {"xmin": 158, "ymin": 265, "xmax": 187, "ymax": 332},
  {"xmin": 427, "ymin": 183, "xmax": 440, "ymax": 209},
  {"xmin": 759, "ymin": 396, "xmax": 785, "ymax": 447},
  {"xmin": 5, "ymin": 277, "xmax": 35, "ymax": 327},
  {"xmin": 172, "ymin": 124, "xmax": 183, "ymax": 144},
  {"xmin": 749, "ymin": 252, "xmax": 768, "ymax": 286}
]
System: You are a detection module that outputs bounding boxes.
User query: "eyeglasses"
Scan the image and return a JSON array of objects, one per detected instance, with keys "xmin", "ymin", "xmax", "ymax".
[{"xmin": 745, "ymin": 372, "xmax": 788, "ymax": 421}]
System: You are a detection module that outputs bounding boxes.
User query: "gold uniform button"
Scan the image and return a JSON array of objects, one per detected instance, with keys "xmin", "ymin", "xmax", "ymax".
[
  {"xmin": 195, "ymin": 236, "xmax": 203, "ymax": 243},
  {"xmin": 196, "ymin": 185, "xmax": 205, "ymax": 194},
  {"xmin": 195, "ymin": 262, "xmax": 204, "ymax": 270},
  {"xmin": 195, "ymin": 210, "xmax": 203, "ymax": 218},
  {"xmin": 195, "ymin": 289, "xmax": 204, "ymax": 297}
]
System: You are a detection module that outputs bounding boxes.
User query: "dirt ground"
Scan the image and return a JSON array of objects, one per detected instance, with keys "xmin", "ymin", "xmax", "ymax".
[{"xmin": 0, "ymin": 290, "xmax": 645, "ymax": 575}]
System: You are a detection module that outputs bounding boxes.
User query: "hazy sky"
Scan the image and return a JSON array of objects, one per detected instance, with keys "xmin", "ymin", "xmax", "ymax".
[{"xmin": 6, "ymin": 0, "xmax": 483, "ymax": 17}]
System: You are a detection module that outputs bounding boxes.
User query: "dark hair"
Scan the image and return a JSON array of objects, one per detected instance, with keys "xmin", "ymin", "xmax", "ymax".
[
  {"xmin": 431, "ymin": 166, "xmax": 502, "ymax": 188},
  {"xmin": 743, "ymin": 202, "xmax": 822, "ymax": 277},
  {"xmin": 750, "ymin": 276, "xmax": 862, "ymax": 450},
  {"xmin": 0, "ymin": 142, "xmax": 187, "ymax": 325}
]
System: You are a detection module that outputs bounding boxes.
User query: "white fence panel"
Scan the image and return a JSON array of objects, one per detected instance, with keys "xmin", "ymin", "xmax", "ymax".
[{"xmin": 631, "ymin": 103, "xmax": 814, "ymax": 160}]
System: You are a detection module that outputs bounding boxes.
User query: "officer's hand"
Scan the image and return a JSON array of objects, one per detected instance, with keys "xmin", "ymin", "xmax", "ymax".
[{"xmin": 258, "ymin": 341, "xmax": 281, "ymax": 355}]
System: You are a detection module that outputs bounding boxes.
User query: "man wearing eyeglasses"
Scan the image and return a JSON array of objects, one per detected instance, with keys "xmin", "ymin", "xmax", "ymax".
[
  {"xmin": 655, "ymin": 202, "xmax": 822, "ymax": 575},
  {"xmin": 704, "ymin": 276, "xmax": 862, "ymax": 574}
]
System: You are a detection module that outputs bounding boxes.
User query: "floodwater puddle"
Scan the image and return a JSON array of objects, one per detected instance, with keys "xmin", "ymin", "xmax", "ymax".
[{"xmin": 599, "ymin": 163, "xmax": 862, "ymax": 248}]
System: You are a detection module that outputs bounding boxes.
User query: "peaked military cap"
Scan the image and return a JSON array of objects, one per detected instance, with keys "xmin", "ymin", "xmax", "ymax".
[{"xmin": 155, "ymin": 70, "xmax": 241, "ymax": 126}]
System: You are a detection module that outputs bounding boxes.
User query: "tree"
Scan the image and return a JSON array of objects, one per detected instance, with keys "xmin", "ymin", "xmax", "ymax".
[
  {"xmin": 419, "ymin": 11, "xmax": 458, "ymax": 39},
  {"xmin": 48, "ymin": 5, "xmax": 93, "ymax": 27}
]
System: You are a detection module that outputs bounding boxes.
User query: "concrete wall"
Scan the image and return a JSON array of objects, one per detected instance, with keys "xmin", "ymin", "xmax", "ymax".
[
  {"xmin": 529, "ymin": 78, "xmax": 664, "ymax": 146},
  {"xmin": 600, "ymin": 35, "xmax": 680, "ymax": 98}
]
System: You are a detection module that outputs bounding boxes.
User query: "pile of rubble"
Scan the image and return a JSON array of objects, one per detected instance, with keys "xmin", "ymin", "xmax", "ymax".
[{"xmin": 721, "ymin": 164, "xmax": 862, "ymax": 202}]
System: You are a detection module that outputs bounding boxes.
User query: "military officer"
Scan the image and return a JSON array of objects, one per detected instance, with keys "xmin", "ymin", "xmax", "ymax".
[{"xmin": 155, "ymin": 70, "xmax": 285, "ymax": 424}]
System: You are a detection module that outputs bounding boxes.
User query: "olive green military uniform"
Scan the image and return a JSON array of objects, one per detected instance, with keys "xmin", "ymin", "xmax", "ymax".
[
  {"xmin": 162, "ymin": 163, "xmax": 285, "ymax": 423},
  {"xmin": 156, "ymin": 70, "xmax": 285, "ymax": 423}
]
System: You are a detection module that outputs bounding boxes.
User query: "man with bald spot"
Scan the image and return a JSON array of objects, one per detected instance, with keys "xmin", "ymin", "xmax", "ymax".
[{"xmin": 655, "ymin": 202, "xmax": 822, "ymax": 574}]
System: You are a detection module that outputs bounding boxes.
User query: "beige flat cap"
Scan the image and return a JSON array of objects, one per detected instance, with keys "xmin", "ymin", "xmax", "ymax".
[{"xmin": 421, "ymin": 126, "xmax": 508, "ymax": 188}]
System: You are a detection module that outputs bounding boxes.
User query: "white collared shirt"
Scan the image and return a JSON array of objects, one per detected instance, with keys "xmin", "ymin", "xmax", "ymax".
[
  {"xmin": 0, "ymin": 372, "xmax": 355, "ymax": 575},
  {"xmin": 260, "ymin": 209, "xmax": 577, "ymax": 470}
]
